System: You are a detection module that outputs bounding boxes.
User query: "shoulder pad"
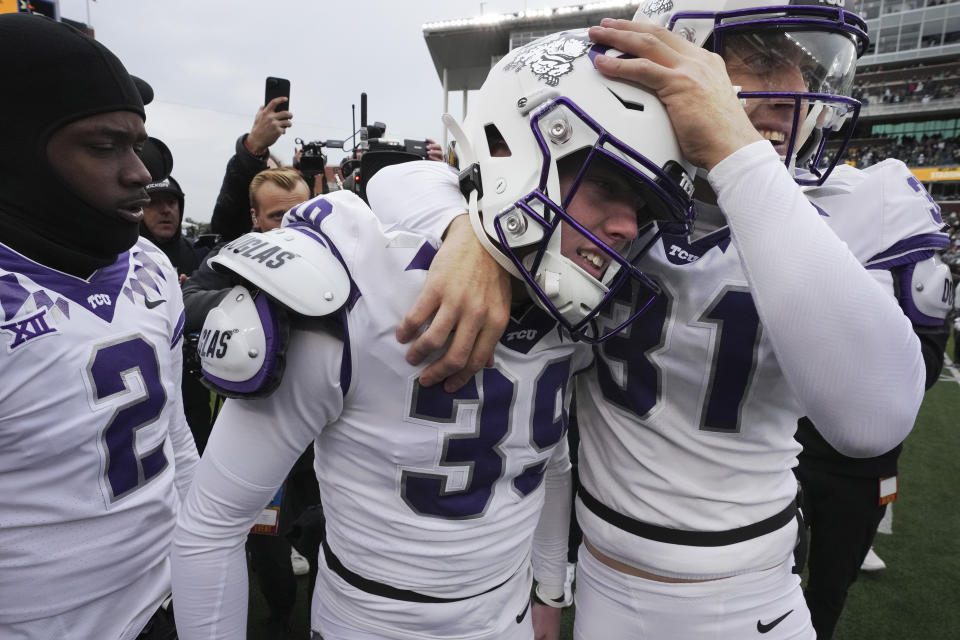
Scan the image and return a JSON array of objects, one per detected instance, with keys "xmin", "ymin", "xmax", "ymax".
[
  {"xmin": 210, "ymin": 227, "xmax": 350, "ymax": 316},
  {"xmin": 199, "ymin": 285, "xmax": 289, "ymax": 398},
  {"xmin": 900, "ymin": 255, "xmax": 953, "ymax": 326}
]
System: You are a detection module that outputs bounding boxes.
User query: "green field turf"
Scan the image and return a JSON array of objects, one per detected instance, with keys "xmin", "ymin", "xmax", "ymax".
[{"xmin": 247, "ymin": 364, "xmax": 960, "ymax": 639}]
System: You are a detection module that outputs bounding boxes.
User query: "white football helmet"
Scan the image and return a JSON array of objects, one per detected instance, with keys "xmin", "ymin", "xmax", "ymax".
[
  {"xmin": 634, "ymin": 0, "xmax": 869, "ymax": 186},
  {"xmin": 447, "ymin": 29, "xmax": 695, "ymax": 343}
]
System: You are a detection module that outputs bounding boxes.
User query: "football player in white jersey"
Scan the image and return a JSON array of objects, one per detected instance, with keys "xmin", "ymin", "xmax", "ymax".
[
  {"xmin": 364, "ymin": 1, "xmax": 951, "ymax": 638},
  {"xmin": 170, "ymin": 30, "xmax": 697, "ymax": 640},
  {"xmin": 0, "ymin": 13, "xmax": 199, "ymax": 640}
]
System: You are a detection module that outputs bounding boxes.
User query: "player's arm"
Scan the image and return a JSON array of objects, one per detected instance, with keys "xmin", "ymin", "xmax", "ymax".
[
  {"xmin": 366, "ymin": 162, "xmax": 512, "ymax": 391},
  {"xmin": 171, "ymin": 326, "xmax": 345, "ymax": 640},
  {"xmin": 530, "ymin": 436, "xmax": 572, "ymax": 640},
  {"xmin": 160, "ymin": 256, "xmax": 200, "ymax": 497},
  {"xmin": 710, "ymin": 143, "xmax": 925, "ymax": 457},
  {"xmin": 588, "ymin": 19, "xmax": 931, "ymax": 456}
]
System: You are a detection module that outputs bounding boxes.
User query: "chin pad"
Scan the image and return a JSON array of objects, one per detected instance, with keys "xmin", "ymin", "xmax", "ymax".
[{"xmin": 199, "ymin": 285, "xmax": 290, "ymax": 398}]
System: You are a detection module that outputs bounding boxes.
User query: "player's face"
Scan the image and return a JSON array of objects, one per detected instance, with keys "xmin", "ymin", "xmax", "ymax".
[
  {"xmin": 723, "ymin": 34, "xmax": 810, "ymax": 157},
  {"xmin": 558, "ymin": 158, "xmax": 641, "ymax": 281},
  {"xmin": 143, "ymin": 192, "xmax": 180, "ymax": 241},
  {"xmin": 45, "ymin": 111, "xmax": 152, "ymax": 222},
  {"xmin": 251, "ymin": 181, "xmax": 311, "ymax": 232}
]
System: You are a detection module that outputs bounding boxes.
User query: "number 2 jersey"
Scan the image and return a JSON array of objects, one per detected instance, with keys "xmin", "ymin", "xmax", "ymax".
[
  {"xmin": 0, "ymin": 238, "xmax": 198, "ymax": 637},
  {"xmin": 172, "ymin": 191, "xmax": 591, "ymax": 639}
]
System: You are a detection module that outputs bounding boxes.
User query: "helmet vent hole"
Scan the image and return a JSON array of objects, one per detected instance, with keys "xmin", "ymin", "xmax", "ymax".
[
  {"xmin": 608, "ymin": 89, "xmax": 645, "ymax": 112},
  {"xmin": 484, "ymin": 124, "xmax": 512, "ymax": 157}
]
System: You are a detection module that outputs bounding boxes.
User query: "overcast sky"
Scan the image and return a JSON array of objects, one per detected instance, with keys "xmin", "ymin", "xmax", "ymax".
[{"xmin": 55, "ymin": 0, "xmax": 579, "ymax": 224}]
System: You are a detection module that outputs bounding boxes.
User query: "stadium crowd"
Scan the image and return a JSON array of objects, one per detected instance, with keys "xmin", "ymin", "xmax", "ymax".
[
  {"xmin": 843, "ymin": 133, "xmax": 960, "ymax": 168},
  {"xmin": 0, "ymin": 4, "xmax": 957, "ymax": 640}
]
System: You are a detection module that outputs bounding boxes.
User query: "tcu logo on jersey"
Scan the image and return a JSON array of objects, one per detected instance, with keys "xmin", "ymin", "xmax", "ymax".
[
  {"xmin": 197, "ymin": 327, "xmax": 234, "ymax": 359},
  {"xmin": 505, "ymin": 329, "xmax": 539, "ymax": 342},
  {"xmin": 667, "ymin": 245, "xmax": 700, "ymax": 263},
  {"xmin": 1, "ymin": 308, "xmax": 57, "ymax": 350},
  {"xmin": 87, "ymin": 293, "xmax": 112, "ymax": 308}
]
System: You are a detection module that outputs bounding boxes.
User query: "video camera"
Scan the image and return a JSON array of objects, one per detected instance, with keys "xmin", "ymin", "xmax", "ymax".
[{"xmin": 338, "ymin": 93, "xmax": 428, "ymax": 202}]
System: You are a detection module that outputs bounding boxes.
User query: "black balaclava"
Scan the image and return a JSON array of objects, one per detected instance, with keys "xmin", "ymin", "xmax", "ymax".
[{"xmin": 0, "ymin": 14, "xmax": 151, "ymax": 278}]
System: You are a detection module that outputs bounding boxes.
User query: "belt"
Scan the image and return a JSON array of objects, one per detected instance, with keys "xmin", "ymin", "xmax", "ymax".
[
  {"xmin": 578, "ymin": 485, "xmax": 797, "ymax": 547},
  {"xmin": 321, "ymin": 539, "xmax": 512, "ymax": 603}
]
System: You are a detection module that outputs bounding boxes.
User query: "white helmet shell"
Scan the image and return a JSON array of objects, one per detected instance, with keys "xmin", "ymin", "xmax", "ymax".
[{"xmin": 449, "ymin": 28, "xmax": 695, "ymax": 342}]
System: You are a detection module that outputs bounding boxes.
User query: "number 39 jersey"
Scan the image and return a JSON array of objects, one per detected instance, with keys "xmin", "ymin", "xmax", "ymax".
[
  {"xmin": 576, "ymin": 151, "xmax": 949, "ymax": 580},
  {"xmin": 0, "ymin": 239, "xmax": 197, "ymax": 630},
  {"xmin": 172, "ymin": 192, "xmax": 591, "ymax": 638}
]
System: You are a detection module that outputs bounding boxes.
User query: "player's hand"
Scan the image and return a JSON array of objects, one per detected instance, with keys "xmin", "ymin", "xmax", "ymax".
[
  {"xmin": 589, "ymin": 19, "xmax": 763, "ymax": 170},
  {"xmin": 425, "ymin": 138, "xmax": 444, "ymax": 162},
  {"xmin": 532, "ymin": 602, "xmax": 562, "ymax": 640},
  {"xmin": 397, "ymin": 215, "xmax": 511, "ymax": 392},
  {"xmin": 246, "ymin": 97, "xmax": 293, "ymax": 154}
]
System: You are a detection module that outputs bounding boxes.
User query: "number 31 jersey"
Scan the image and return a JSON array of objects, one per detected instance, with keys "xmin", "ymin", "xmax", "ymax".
[
  {"xmin": 0, "ymin": 238, "xmax": 197, "ymax": 629},
  {"xmin": 575, "ymin": 157, "xmax": 949, "ymax": 580}
]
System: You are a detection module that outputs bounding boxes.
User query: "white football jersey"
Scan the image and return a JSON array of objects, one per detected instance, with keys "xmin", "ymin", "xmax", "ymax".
[
  {"xmin": 0, "ymin": 238, "xmax": 198, "ymax": 638},
  {"xmin": 172, "ymin": 191, "xmax": 591, "ymax": 639},
  {"xmin": 576, "ymin": 150, "xmax": 949, "ymax": 578}
]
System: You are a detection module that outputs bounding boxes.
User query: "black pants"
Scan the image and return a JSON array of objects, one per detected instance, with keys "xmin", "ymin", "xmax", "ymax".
[
  {"xmin": 136, "ymin": 602, "xmax": 177, "ymax": 640},
  {"xmin": 796, "ymin": 464, "xmax": 888, "ymax": 640},
  {"xmin": 247, "ymin": 533, "xmax": 297, "ymax": 623}
]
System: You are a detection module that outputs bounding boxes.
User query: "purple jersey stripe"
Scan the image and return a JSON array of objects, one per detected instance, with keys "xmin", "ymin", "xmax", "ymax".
[
  {"xmin": 405, "ymin": 242, "xmax": 437, "ymax": 272},
  {"xmin": 284, "ymin": 223, "xmax": 361, "ymax": 311},
  {"xmin": 337, "ymin": 307, "xmax": 352, "ymax": 398},
  {"xmin": 866, "ymin": 233, "xmax": 949, "ymax": 268},
  {"xmin": 171, "ymin": 309, "xmax": 186, "ymax": 349},
  {"xmin": 0, "ymin": 273, "xmax": 29, "ymax": 321},
  {"xmin": 0, "ymin": 242, "xmax": 130, "ymax": 323}
]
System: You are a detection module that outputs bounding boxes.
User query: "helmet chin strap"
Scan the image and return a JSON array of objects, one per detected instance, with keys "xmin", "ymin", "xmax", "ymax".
[
  {"xmin": 443, "ymin": 112, "xmax": 523, "ymax": 279},
  {"xmin": 788, "ymin": 101, "xmax": 825, "ymax": 173}
]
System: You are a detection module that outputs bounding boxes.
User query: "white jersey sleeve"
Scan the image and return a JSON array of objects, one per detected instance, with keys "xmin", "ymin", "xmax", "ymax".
[
  {"xmin": 708, "ymin": 142, "xmax": 926, "ymax": 457},
  {"xmin": 365, "ymin": 160, "xmax": 465, "ymax": 243},
  {"xmin": 171, "ymin": 322, "xmax": 345, "ymax": 640},
  {"xmin": 531, "ymin": 436, "xmax": 571, "ymax": 600},
  {"xmin": 163, "ymin": 270, "xmax": 200, "ymax": 502}
]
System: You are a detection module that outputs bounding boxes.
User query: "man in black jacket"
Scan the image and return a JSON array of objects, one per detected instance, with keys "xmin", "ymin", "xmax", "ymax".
[
  {"xmin": 209, "ymin": 98, "xmax": 292, "ymax": 243},
  {"xmin": 141, "ymin": 175, "xmax": 204, "ymax": 280}
]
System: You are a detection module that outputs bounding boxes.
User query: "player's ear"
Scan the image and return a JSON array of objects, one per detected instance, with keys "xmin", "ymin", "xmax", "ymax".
[
  {"xmin": 250, "ymin": 208, "xmax": 260, "ymax": 231},
  {"xmin": 485, "ymin": 124, "xmax": 512, "ymax": 158}
]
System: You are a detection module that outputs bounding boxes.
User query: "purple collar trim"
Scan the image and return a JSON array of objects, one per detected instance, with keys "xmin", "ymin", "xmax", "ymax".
[{"xmin": 0, "ymin": 243, "xmax": 130, "ymax": 323}]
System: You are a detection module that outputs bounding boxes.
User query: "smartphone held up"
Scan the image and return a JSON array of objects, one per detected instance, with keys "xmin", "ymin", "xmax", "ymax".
[{"xmin": 265, "ymin": 76, "xmax": 290, "ymax": 112}]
